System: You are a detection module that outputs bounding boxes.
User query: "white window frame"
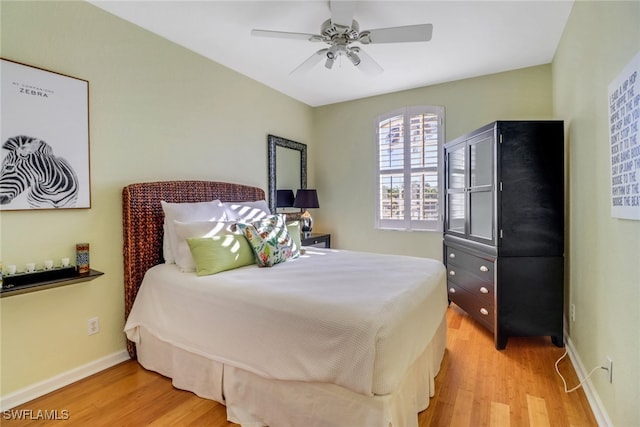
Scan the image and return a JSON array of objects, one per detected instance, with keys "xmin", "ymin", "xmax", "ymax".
[{"xmin": 375, "ymin": 106, "xmax": 445, "ymax": 231}]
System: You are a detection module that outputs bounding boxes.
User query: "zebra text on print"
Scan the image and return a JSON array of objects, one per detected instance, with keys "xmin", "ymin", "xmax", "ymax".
[{"xmin": 0, "ymin": 135, "xmax": 79, "ymax": 208}]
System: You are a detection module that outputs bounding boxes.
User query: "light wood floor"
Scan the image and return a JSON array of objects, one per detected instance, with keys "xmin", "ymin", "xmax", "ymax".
[{"xmin": 4, "ymin": 304, "xmax": 597, "ymax": 427}]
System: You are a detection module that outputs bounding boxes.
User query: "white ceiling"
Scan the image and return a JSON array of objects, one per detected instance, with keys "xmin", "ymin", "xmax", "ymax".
[{"xmin": 89, "ymin": 0, "xmax": 574, "ymax": 107}]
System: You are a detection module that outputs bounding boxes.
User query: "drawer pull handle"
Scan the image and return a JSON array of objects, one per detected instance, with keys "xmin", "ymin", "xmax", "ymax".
[
  {"xmin": 449, "ymin": 253, "xmax": 456, "ymax": 259},
  {"xmin": 449, "ymin": 270, "xmax": 456, "ymax": 276},
  {"xmin": 449, "ymin": 288, "xmax": 456, "ymax": 294},
  {"xmin": 480, "ymin": 286, "xmax": 489, "ymax": 294},
  {"xmin": 480, "ymin": 308, "xmax": 489, "ymax": 316},
  {"xmin": 480, "ymin": 265, "xmax": 489, "ymax": 272}
]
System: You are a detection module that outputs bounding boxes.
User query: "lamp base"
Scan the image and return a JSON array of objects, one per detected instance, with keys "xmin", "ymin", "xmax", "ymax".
[{"xmin": 300, "ymin": 210, "xmax": 313, "ymax": 235}]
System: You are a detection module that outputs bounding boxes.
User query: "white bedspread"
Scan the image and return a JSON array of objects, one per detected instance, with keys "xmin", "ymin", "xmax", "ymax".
[{"xmin": 124, "ymin": 248, "xmax": 447, "ymax": 396}]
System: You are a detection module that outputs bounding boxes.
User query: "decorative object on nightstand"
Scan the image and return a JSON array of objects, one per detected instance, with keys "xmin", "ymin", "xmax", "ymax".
[
  {"xmin": 293, "ymin": 189, "xmax": 319, "ymax": 237},
  {"xmin": 276, "ymin": 189, "xmax": 295, "ymax": 208}
]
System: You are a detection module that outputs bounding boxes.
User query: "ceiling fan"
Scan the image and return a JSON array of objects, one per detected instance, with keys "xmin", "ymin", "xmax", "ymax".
[{"xmin": 251, "ymin": 1, "xmax": 433, "ymax": 75}]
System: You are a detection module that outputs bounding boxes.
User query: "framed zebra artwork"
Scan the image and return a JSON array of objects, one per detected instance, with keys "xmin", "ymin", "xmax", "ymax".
[{"xmin": 0, "ymin": 59, "xmax": 90, "ymax": 210}]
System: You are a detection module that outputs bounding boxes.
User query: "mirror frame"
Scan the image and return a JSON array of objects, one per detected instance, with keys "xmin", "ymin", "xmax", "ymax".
[{"xmin": 268, "ymin": 134, "xmax": 307, "ymax": 214}]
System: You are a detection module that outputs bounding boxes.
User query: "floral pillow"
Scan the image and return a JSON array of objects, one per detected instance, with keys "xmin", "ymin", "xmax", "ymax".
[{"xmin": 237, "ymin": 215, "xmax": 297, "ymax": 267}]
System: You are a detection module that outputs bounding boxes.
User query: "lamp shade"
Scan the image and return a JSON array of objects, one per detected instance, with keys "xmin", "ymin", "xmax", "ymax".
[
  {"xmin": 276, "ymin": 189, "xmax": 295, "ymax": 208},
  {"xmin": 293, "ymin": 189, "xmax": 319, "ymax": 209}
]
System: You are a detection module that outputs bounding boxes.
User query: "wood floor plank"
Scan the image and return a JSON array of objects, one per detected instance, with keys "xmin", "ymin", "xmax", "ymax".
[
  {"xmin": 450, "ymin": 388, "xmax": 474, "ymax": 427},
  {"xmin": 490, "ymin": 401, "xmax": 510, "ymax": 427},
  {"xmin": 3, "ymin": 304, "xmax": 598, "ymax": 427},
  {"xmin": 527, "ymin": 394, "xmax": 551, "ymax": 427},
  {"xmin": 146, "ymin": 397, "xmax": 226, "ymax": 426}
]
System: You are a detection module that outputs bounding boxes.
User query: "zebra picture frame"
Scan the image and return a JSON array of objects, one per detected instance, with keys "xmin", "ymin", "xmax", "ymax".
[{"xmin": 1, "ymin": 58, "xmax": 91, "ymax": 210}]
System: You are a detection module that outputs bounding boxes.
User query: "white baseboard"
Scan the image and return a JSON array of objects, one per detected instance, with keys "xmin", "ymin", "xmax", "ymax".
[
  {"xmin": 0, "ymin": 350, "xmax": 130, "ymax": 411},
  {"xmin": 564, "ymin": 334, "xmax": 613, "ymax": 427}
]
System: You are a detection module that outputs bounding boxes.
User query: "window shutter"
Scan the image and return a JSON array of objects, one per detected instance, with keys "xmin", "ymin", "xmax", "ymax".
[{"xmin": 376, "ymin": 106, "xmax": 444, "ymax": 231}]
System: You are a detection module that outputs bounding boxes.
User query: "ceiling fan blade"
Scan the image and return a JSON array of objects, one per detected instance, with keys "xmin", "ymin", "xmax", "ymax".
[
  {"xmin": 353, "ymin": 48, "xmax": 383, "ymax": 76},
  {"xmin": 361, "ymin": 24, "xmax": 433, "ymax": 44},
  {"xmin": 290, "ymin": 49, "xmax": 328, "ymax": 75},
  {"xmin": 251, "ymin": 29, "xmax": 322, "ymax": 42},
  {"xmin": 330, "ymin": 0, "xmax": 356, "ymax": 27}
]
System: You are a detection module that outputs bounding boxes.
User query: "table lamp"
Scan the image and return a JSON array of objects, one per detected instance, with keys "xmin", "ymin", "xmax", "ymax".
[
  {"xmin": 276, "ymin": 189, "xmax": 295, "ymax": 208},
  {"xmin": 293, "ymin": 189, "xmax": 319, "ymax": 237}
]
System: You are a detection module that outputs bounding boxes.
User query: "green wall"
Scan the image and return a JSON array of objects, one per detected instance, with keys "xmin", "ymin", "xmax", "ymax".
[
  {"xmin": 553, "ymin": 1, "xmax": 640, "ymax": 425},
  {"xmin": 313, "ymin": 64, "xmax": 554, "ymax": 258},
  {"xmin": 0, "ymin": 0, "xmax": 313, "ymax": 396}
]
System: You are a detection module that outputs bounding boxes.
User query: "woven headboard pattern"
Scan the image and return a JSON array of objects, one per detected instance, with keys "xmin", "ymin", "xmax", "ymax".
[{"xmin": 122, "ymin": 180, "xmax": 265, "ymax": 358}]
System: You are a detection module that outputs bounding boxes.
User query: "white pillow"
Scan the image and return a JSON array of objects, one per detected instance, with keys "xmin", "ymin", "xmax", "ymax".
[
  {"xmin": 173, "ymin": 220, "xmax": 238, "ymax": 272},
  {"xmin": 161, "ymin": 200, "xmax": 226, "ymax": 263},
  {"xmin": 224, "ymin": 200, "xmax": 270, "ymax": 222}
]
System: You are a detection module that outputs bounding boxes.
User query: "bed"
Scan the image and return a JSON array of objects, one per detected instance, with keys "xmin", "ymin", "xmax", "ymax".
[{"xmin": 122, "ymin": 180, "xmax": 448, "ymax": 427}]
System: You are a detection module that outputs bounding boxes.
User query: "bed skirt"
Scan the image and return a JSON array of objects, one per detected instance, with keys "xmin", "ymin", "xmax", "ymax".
[{"xmin": 135, "ymin": 315, "xmax": 447, "ymax": 427}]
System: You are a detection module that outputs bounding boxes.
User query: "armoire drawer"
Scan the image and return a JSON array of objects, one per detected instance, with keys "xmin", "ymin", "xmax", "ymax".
[
  {"xmin": 445, "ymin": 245, "xmax": 495, "ymax": 282},
  {"xmin": 447, "ymin": 282, "xmax": 494, "ymax": 332},
  {"xmin": 446, "ymin": 265, "xmax": 494, "ymax": 304}
]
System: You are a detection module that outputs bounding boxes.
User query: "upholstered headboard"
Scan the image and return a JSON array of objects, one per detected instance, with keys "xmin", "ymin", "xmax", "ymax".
[{"xmin": 122, "ymin": 180, "xmax": 265, "ymax": 358}]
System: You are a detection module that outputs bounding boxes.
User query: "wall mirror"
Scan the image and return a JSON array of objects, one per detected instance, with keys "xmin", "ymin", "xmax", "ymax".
[{"xmin": 267, "ymin": 134, "xmax": 307, "ymax": 214}]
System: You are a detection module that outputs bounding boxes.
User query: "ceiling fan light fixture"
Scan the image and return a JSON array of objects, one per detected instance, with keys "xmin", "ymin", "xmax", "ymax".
[
  {"xmin": 347, "ymin": 50, "xmax": 360, "ymax": 66},
  {"xmin": 326, "ymin": 45, "xmax": 338, "ymax": 60},
  {"xmin": 325, "ymin": 57, "xmax": 335, "ymax": 69}
]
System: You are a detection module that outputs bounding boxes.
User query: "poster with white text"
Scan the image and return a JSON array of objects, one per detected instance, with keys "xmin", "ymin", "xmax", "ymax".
[{"xmin": 609, "ymin": 50, "xmax": 640, "ymax": 220}]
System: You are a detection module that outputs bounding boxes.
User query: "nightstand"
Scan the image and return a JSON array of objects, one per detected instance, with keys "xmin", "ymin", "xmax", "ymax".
[{"xmin": 301, "ymin": 233, "xmax": 331, "ymax": 248}]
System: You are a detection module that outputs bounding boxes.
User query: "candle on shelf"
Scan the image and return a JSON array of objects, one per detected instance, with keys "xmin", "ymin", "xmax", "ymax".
[{"xmin": 76, "ymin": 243, "xmax": 90, "ymax": 274}]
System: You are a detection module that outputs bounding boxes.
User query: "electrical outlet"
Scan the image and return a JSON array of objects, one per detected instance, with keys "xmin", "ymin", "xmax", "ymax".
[
  {"xmin": 605, "ymin": 357, "xmax": 613, "ymax": 383},
  {"xmin": 570, "ymin": 303, "xmax": 576, "ymax": 322},
  {"xmin": 87, "ymin": 317, "xmax": 100, "ymax": 335}
]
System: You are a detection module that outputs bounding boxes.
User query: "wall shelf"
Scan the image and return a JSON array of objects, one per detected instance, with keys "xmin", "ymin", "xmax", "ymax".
[{"xmin": 0, "ymin": 269, "xmax": 104, "ymax": 298}]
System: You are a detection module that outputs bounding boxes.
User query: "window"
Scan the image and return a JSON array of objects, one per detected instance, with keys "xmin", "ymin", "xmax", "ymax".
[{"xmin": 375, "ymin": 106, "xmax": 444, "ymax": 231}]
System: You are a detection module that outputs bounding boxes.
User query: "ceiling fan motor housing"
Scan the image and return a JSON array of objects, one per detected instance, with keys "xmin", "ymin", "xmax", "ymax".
[{"xmin": 321, "ymin": 19, "xmax": 361, "ymax": 42}]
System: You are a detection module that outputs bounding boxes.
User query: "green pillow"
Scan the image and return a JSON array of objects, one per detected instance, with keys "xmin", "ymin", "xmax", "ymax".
[
  {"xmin": 287, "ymin": 221, "xmax": 302, "ymax": 257},
  {"xmin": 186, "ymin": 234, "xmax": 255, "ymax": 276}
]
